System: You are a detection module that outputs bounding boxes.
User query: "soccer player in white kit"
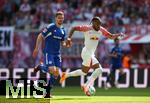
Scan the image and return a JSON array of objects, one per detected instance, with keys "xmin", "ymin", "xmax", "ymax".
[{"xmin": 60, "ymin": 16, "xmax": 124, "ymax": 96}]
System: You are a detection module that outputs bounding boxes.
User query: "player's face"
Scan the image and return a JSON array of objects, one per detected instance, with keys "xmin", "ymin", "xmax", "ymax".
[
  {"xmin": 55, "ymin": 14, "xmax": 64, "ymax": 26},
  {"xmin": 92, "ymin": 20, "xmax": 101, "ymax": 31}
]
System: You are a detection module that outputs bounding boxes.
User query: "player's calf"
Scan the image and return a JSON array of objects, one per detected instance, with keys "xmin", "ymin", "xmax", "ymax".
[
  {"xmin": 104, "ymin": 82, "xmax": 111, "ymax": 90},
  {"xmin": 33, "ymin": 65, "xmax": 40, "ymax": 73},
  {"xmin": 49, "ymin": 67, "xmax": 59, "ymax": 77},
  {"xmin": 60, "ymin": 72, "xmax": 67, "ymax": 84}
]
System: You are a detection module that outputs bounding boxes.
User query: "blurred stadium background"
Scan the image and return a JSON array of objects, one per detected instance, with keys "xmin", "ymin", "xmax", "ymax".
[{"xmin": 0, "ymin": 0, "xmax": 150, "ymax": 103}]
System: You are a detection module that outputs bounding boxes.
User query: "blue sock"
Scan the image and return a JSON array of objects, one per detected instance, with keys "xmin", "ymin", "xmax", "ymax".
[{"xmin": 46, "ymin": 75, "xmax": 56, "ymax": 94}]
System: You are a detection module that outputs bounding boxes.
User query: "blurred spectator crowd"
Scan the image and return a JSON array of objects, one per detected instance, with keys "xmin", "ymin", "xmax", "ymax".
[
  {"xmin": 0, "ymin": 0, "xmax": 149, "ymax": 29},
  {"xmin": 0, "ymin": 32, "xmax": 150, "ymax": 69},
  {"xmin": 0, "ymin": 0, "xmax": 150, "ymax": 69}
]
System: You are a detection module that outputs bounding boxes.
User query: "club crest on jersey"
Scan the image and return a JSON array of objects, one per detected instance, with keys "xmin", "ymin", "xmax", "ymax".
[{"xmin": 90, "ymin": 36, "xmax": 99, "ymax": 40}]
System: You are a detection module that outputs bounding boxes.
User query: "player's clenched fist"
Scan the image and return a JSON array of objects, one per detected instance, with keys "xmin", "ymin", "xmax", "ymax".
[
  {"xmin": 66, "ymin": 38, "xmax": 72, "ymax": 47},
  {"xmin": 63, "ymin": 38, "xmax": 72, "ymax": 48}
]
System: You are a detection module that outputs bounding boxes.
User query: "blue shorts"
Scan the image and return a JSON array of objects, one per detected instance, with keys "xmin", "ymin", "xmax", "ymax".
[
  {"xmin": 110, "ymin": 64, "xmax": 122, "ymax": 71},
  {"xmin": 43, "ymin": 53, "xmax": 62, "ymax": 69}
]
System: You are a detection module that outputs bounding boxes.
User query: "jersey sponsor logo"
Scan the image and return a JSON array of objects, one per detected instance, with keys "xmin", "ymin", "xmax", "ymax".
[
  {"xmin": 90, "ymin": 36, "xmax": 99, "ymax": 40},
  {"xmin": 53, "ymin": 35, "xmax": 62, "ymax": 39}
]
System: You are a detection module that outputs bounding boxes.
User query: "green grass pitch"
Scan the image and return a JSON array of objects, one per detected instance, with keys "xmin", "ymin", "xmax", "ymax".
[{"xmin": 1, "ymin": 87, "xmax": 150, "ymax": 103}]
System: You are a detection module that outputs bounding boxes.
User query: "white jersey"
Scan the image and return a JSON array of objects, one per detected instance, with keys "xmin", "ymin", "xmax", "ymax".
[
  {"xmin": 84, "ymin": 28, "xmax": 102, "ymax": 54},
  {"xmin": 74, "ymin": 25, "xmax": 116, "ymax": 66},
  {"xmin": 74, "ymin": 25, "xmax": 110, "ymax": 55}
]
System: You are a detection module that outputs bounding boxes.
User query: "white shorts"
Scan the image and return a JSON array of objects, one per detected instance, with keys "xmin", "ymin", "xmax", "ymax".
[{"xmin": 81, "ymin": 47, "xmax": 99, "ymax": 67}]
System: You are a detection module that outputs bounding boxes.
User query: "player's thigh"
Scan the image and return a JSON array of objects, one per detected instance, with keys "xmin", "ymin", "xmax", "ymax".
[
  {"xmin": 49, "ymin": 55, "xmax": 62, "ymax": 76},
  {"xmin": 119, "ymin": 68, "xmax": 124, "ymax": 74},
  {"xmin": 112, "ymin": 64, "xmax": 123, "ymax": 74},
  {"xmin": 43, "ymin": 53, "xmax": 60, "ymax": 76},
  {"xmin": 54, "ymin": 55, "xmax": 62, "ymax": 68},
  {"xmin": 117, "ymin": 63, "xmax": 124, "ymax": 74},
  {"xmin": 81, "ymin": 49, "xmax": 92, "ymax": 67},
  {"xmin": 110, "ymin": 65, "xmax": 117, "ymax": 75},
  {"xmin": 43, "ymin": 53, "xmax": 55, "ymax": 72},
  {"xmin": 43, "ymin": 53, "xmax": 55, "ymax": 65},
  {"xmin": 114, "ymin": 64, "xmax": 124, "ymax": 74},
  {"xmin": 91, "ymin": 56, "xmax": 100, "ymax": 69},
  {"xmin": 82, "ymin": 65, "xmax": 91, "ymax": 73}
]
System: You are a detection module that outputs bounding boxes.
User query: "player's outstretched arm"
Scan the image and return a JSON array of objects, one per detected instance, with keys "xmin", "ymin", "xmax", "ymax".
[
  {"xmin": 66, "ymin": 25, "xmax": 90, "ymax": 46},
  {"xmin": 32, "ymin": 33, "xmax": 44, "ymax": 58},
  {"xmin": 62, "ymin": 41, "xmax": 72, "ymax": 48},
  {"xmin": 68, "ymin": 26, "xmax": 77, "ymax": 39},
  {"xmin": 65, "ymin": 27, "xmax": 77, "ymax": 47},
  {"xmin": 100, "ymin": 26, "xmax": 124, "ymax": 39}
]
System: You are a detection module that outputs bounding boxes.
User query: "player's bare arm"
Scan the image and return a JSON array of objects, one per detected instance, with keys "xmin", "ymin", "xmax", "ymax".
[
  {"xmin": 100, "ymin": 26, "xmax": 123, "ymax": 39},
  {"xmin": 32, "ymin": 33, "xmax": 44, "ymax": 58},
  {"xmin": 66, "ymin": 26, "xmax": 90, "ymax": 46},
  {"xmin": 65, "ymin": 27, "xmax": 77, "ymax": 47},
  {"xmin": 62, "ymin": 41, "xmax": 72, "ymax": 48},
  {"xmin": 69, "ymin": 26, "xmax": 81, "ymax": 37}
]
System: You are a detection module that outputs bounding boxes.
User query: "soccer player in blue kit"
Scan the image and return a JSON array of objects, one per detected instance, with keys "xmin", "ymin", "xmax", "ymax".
[
  {"xmin": 32, "ymin": 11, "xmax": 69, "ymax": 98},
  {"xmin": 105, "ymin": 38, "xmax": 124, "ymax": 89}
]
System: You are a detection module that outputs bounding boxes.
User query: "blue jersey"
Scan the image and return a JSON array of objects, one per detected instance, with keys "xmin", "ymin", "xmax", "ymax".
[
  {"xmin": 111, "ymin": 46, "xmax": 123, "ymax": 69},
  {"xmin": 42, "ymin": 23, "xmax": 66, "ymax": 55}
]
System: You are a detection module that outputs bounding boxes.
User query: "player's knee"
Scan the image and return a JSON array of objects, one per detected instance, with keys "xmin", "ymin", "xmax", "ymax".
[
  {"xmin": 99, "ymin": 65, "xmax": 103, "ymax": 72},
  {"xmin": 82, "ymin": 69, "xmax": 88, "ymax": 74},
  {"xmin": 49, "ymin": 68, "xmax": 59, "ymax": 77},
  {"xmin": 96, "ymin": 65, "xmax": 103, "ymax": 72},
  {"xmin": 53, "ymin": 70, "xmax": 59, "ymax": 76},
  {"xmin": 119, "ymin": 69, "xmax": 124, "ymax": 74},
  {"xmin": 121, "ymin": 71, "xmax": 124, "ymax": 75}
]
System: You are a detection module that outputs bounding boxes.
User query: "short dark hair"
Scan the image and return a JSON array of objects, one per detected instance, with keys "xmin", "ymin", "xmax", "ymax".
[
  {"xmin": 55, "ymin": 11, "xmax": 64, "ymax": 17},
  {"xmin": 91, "ymin": 16, "xmax": 102, "ymax": 23}
]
